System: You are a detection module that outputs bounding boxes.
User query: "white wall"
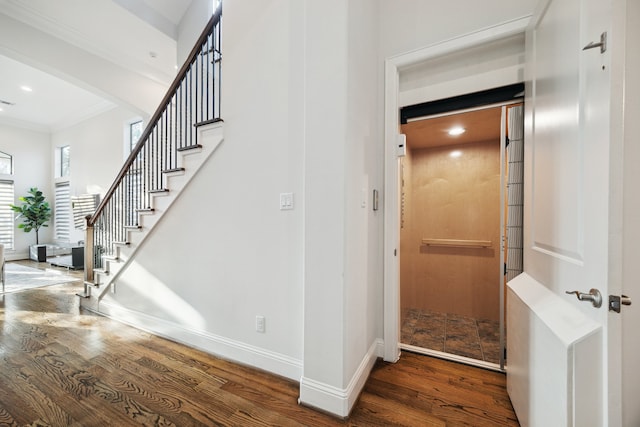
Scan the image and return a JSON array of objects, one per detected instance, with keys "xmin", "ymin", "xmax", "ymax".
[
  {"xmin": 299, "ymin": 0, "xmax": 384, "ymax": 414},
  {"xmin": 398, "ymin": 33, "xmax": 526, "ymax": 108},
  {"xmin": 102, "ymin": 3, "xmax": 385, "ymax": 414},
  {"xmin": 108, "ymin": 0, "xmax": 306, "ymax": 374},
  {"xmin": 343, "ymin": 0, "xmax": 382, "ymax": 391},
  {"xmin": 0, "ymin": 124, "xmax": 51, "ymax": 259},
  {"xmin": 378, "ymin": 0, "xmax": 535, "ymax": 117},
  {"xmin": 301, "ymin": 0, "xmax": 348, "ymax": 393},
  {"xmin": 379, "ymin": 0, "xmax": 534, "ymax": 59},
  {"xmin": 177, "ymin": 0, "xmax": 213, "ymax": 66},
  {"xmin": 51, "ymin": 106, "xmax": 146, "ymax": 243}
]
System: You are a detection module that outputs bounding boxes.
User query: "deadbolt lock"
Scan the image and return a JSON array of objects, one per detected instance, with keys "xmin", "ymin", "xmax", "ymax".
[{"xmin": 608, "ymin": 295, "xmax": 632, "ymax": 313}]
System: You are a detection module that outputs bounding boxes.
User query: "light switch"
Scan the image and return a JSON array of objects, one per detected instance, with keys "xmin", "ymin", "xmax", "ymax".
[{"xmin": 280, "ymin": 193, "xmax": 294, "ymax": 210}]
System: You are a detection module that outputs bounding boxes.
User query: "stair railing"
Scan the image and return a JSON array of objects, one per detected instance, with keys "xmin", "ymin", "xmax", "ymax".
[{"xmin": 83, "ymin": 7, "xmax": 222, "ymax": 291}]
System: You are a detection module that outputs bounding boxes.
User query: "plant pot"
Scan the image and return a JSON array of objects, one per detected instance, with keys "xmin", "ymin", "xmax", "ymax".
[{"xmin": 29, "ymin": 245, "xmax": 47, "ymax": 262}]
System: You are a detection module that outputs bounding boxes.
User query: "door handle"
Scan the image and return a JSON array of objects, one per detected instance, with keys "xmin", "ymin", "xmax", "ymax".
[
  {"xmin": 609, "ymin": 295, "xmax": 632, "ymax": 313},
  {"xmin": 582, "ymin": 32, "xmax": 607, "ymax": 53},
  {"xmin": 565, "ymin": 288, "xmax": 602, "ymax": 308}
]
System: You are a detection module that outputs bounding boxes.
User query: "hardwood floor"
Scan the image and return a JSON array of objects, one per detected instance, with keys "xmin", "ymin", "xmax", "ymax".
[{"xmin": 0, "ymin": 261, "xmax": 519, "ymax": 426}]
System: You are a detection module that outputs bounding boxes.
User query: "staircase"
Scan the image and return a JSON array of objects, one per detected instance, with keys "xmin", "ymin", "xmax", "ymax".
[{"xmin": 78, "ymin": 8, "xmax": 222, "ymax": 310}]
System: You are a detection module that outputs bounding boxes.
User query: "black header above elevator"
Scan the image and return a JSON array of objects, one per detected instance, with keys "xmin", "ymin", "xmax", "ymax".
[{"xmin": 400, "ymin": 83, "xmax": 525, "ymax": 125}]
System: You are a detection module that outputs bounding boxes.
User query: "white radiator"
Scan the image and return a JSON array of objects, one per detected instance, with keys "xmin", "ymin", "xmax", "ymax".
[{"xmin": 507, "ymin": 274, "xmax": 602, "ymax": 427}]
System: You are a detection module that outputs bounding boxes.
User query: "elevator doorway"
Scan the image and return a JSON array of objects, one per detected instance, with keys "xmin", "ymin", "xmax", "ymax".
[{"xmin": 399, "ymin": 101, "xmax": 523, "ymax": 371}]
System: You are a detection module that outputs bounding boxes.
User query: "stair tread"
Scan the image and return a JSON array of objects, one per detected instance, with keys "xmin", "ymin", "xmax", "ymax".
[
  {"xmin": 149, "ymin": 188, "xmax": 169, "ymax": 194},
  {"xmin": 163, "ymin": 167, "xmax": 185, "ymax": 174},
  {"xmin": 194, "ymin": 117, "xmax": 223, "ymax": 128},
  {"xmin": 177, "ymin": 144, "xmax": 203, "ymax": 152}
]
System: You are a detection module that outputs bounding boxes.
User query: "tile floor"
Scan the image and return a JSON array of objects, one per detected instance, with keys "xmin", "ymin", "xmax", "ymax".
[{"xmin": 401, "ymin": 308, "xmax": 503, "ymax": 364}]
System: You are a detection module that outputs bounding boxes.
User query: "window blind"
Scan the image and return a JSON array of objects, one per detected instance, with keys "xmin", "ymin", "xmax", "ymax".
[
  {"xmin": 54, "ymin": 182, "xmax": 71, "ymax": 242},
  {"xmin": 0, "ymin": 180, "xmax": 14, "ymax": 249}
]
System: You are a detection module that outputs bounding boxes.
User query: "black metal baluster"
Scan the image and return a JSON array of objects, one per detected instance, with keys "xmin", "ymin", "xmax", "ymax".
[
  {"xmin": 200, "ymin": 46, "xmax": 205, "ymax": 123},
  {"xmin": 152, "ymin": 126, "xmax": 156, "ymax": 191},
  {"xmin": 160, "ymin": 111, "xmax": 164, "ymax": 176},
  {"xmin": 156, "ymin": 121, "xmax": 160, "ymax": 189},
  {"xmin": 167, "ymin": 102, "xmax": 171, "ymax": 171},
  {"xmin": 166, "ymin": 103, "xmax": 170, "ymax": 171},
  {"xmin": 178, "ymin": 82, "xmax": 183, "ymax": 150},
  {"xmin": 206, "ymin": 36, "xmax": 210, "ymax": 120},
  {"xmin": 195, "ymin": 53, "xmax": 199, "ymax": 142},
  {"xmin": 188, "ymin": 68, "xmax": 192, "ymax": 147},
  {"xmin": 173, "ymin": 94, "xmax": 178, "ymax": 168},
  {"xmin": 144, "ymin": 133, "xmax": 148, "ymax": 209}
]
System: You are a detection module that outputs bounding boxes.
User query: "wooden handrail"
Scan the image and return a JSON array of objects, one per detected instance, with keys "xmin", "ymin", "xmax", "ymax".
[
  {"xmin": 88, "ymin": 8, "xmax": 222, "ymax": 227},
  {"xmin": 421, "ymin": 238, "xmax": 493, "ymax": 249}
]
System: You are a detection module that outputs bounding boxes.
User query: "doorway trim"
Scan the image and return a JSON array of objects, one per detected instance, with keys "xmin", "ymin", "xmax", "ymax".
[{"xmin": 383, "ymin": 16, "xmax": 532, "ymax": 362}]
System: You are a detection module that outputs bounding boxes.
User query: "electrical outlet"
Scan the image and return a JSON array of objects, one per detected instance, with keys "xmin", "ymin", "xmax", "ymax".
[{"xmin": 255, "ymin": 315, "xmax": 265, "ymax": 333}]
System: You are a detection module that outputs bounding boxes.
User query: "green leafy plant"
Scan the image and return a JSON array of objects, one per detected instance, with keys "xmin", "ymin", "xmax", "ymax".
[{"xmin": 10, "ymin": 187, "xmax": 52, "ymax": 245}]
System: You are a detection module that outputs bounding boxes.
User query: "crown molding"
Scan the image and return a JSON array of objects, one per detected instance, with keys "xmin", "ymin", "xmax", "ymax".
[
  {"xmin": 0, "ymin": 116, "xmax": 50, "ymax": 133},
  {"xmin": 0, "ymin": 0, "xmax": 175, "ymax": 86}
]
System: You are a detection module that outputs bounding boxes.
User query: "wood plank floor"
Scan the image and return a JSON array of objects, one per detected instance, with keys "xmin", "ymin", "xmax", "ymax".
[{"xmin": 0, "ymin": 261, "xmax": 520, "ymax": 426}]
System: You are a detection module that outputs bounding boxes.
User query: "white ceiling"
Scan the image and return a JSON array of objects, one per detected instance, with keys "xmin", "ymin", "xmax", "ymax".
[
  {"xmin": 0, "ymin": 55, "xmax": 115, "ymax": 131},
  {"xmin": 0, "ymin": 0, "xmax": 194, "ymax": 132}
]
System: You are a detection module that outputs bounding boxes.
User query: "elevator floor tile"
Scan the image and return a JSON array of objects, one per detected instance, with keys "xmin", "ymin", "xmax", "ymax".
[{"xmin": 401, "ymin": 308, "xmax": 502, "ymax": 364}]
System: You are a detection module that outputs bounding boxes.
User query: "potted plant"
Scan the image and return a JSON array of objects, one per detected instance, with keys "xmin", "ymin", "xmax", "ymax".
[{"xmin": 11, "ymin": 187, "xmax": 52, "ymax": 260}]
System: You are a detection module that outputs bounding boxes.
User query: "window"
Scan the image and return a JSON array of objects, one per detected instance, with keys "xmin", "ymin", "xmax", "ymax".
[
  {"xmin": 129, "ymin": 120, "xmax": 143, "ymax": 153},
  {"xmin": 124, "ymin": 119, "xmax": 145, "ymax": 224},
  {"xmin": 0, "ymin": 180, "xmax": 15, "ymax": 249},
  {"xmin": 54, "ymin": 182, "xmax": 72, "ymax": 242},
  {"xmin": 0, "ymin": 151, "xmax": 12, "ymax": 175},
  {"xmin": 56, "ymin": 145, "xmax": 70, "ymax": 178}
]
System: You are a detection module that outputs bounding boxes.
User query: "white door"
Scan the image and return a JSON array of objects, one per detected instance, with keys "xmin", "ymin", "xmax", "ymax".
[
  {"xmin": 621, "ymin": 0, "xmax": 640, "ymax": 424},
  {"xmin": 523, "ymin": 0, "xmax": 627, "ymax": 424}
]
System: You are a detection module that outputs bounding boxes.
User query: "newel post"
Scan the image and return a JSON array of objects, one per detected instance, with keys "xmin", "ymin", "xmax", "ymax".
[{"xmin": 84, "ymin": 215, "xmax": 94, "ymax": 288}]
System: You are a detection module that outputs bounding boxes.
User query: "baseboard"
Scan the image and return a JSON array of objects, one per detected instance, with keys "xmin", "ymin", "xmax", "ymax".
[
  {"xmin": 97, "ymin": 300, "xmax": 302, "ymax": 381},
  {"xmin": 6, "ymin": 251, "xmax": 28, "ymax": 261},
  {"xmin": 299, "ymin": 338, "xmax": 383, "ymax": 417}
]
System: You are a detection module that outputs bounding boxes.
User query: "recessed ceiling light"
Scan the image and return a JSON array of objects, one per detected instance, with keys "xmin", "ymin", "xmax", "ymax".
[
  {"xmin": 21, "ymin": 86, "xmax": 33, "ymax": 92},
  {"xmin": 0, "ymin": 107, "xmax": 3, "ymax": 112},
  {"xmin": 448, "ymin": 126, "xmax": 465, "ymax": 136},
  {"xmin": 450, "ymin": 150, "xmax": 462, "ymax": 158}
]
